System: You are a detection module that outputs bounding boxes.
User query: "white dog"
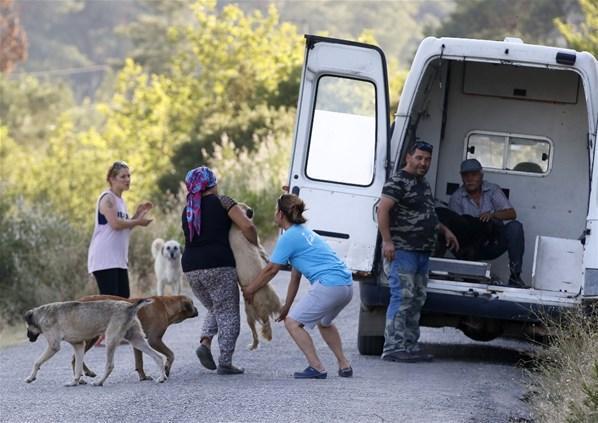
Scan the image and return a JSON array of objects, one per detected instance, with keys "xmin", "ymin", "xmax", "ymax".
[{"xmin": 151, "ymin": 238, "xmax": 183, "ymax": 296}]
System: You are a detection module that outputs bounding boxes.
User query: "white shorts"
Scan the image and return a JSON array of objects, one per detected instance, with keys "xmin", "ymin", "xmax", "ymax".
[{"xmin": 288, "ymin": 282, "xmax": 353, "ymax": 329}]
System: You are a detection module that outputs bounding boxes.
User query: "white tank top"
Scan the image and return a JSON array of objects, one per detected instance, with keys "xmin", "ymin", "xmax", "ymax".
[{"xmin": 87, "ymin": 190, "xmax": 131, "ymax": 273}]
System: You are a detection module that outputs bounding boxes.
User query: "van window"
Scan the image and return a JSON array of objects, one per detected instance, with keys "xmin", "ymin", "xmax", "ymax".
[
  {"xmin": 305, "ymin": 76, "xmax": 376, "ymax": 186},
  {"xmin": 465, "ymin": 131, "xmax": 551, "ymax": 174}
]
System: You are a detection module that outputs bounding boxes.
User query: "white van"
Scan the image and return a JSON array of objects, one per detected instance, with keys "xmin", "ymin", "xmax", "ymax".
[{"xmin": 287, "ymin": 35, "xmax": 598, "ymax": 355}]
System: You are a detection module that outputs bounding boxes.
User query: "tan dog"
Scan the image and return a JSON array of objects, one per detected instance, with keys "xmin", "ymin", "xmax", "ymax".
[
  {"xmin": 75, "ymin": 295, "xmax": 198, "ymax": 380},
  {"xmin": 229, "ymin": 203, "xmax": 282, "ymax": 350},
  {"xmin": 24, "ymin": 299, "xmax": 166, "ymax": 386}
]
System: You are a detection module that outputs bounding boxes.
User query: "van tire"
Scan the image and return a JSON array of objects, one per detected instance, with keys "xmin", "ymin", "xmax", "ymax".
[{"xmin": 358, "ymin": 335, "xmax": 384, "ymax": 356}]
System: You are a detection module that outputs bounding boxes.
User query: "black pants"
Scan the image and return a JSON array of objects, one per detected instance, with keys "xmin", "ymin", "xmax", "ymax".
[
  {"xmin": 435, "ymin": 207, "xmax": 525, "ymax": 274},
  {"xmin": 92, "ymin": 268, "xmax": 130, "ymax": 298}
]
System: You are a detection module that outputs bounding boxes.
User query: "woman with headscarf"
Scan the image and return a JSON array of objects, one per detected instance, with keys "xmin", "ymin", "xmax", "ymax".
[{"xmin": 182, "ymin": 166, "xmax": 257, "ymax": 375}]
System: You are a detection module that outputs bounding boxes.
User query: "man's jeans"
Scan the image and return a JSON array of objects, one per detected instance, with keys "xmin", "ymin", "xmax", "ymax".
[{"xmin": 382, "ymin": 249, "xmax": 430, "ymax": 356}]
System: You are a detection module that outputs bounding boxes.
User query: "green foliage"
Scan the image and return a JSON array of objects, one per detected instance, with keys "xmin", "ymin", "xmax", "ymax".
[
  {"xmin": 205, "ymin": 125, "xmax": 294, "ymax": 238},
  {"xmin": 435, "ymin": 0, "xmax": 578, "ymax": 45},
  {"xmin": 0, "ymin": 74, "xmax": 74, "ymax": 147},
  {"xmin": 556, "ymin": 0, "xmax": 598, "ymax": 55},
  {"xmin": 0, "ymin": 196, "xmax": 93, "ymax": 324}
]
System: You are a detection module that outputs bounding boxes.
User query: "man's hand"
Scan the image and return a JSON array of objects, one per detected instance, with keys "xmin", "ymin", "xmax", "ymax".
[
  {"xmin": 135, "ymin": 201, "xmax": 153, "ymax": 219},
  {"xmin": 479, "ymin": 212, "xmax": 494, "ymax": 223},
  {"xmin": 382, "ymin": 240, "xmax": 395, "ymax": 262},
  {"xmin": 276, "ymin": 303, "xmax": 291, "ymax": 322},
  {"xmin": 442, "ymin": 226, "xmax": 460, "ymax": 252}
]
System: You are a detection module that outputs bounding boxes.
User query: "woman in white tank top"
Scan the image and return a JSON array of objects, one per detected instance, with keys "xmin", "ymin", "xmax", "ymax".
[{"xmin": 87, "ymin": 161, "xmax": 153, "ymax": 298}]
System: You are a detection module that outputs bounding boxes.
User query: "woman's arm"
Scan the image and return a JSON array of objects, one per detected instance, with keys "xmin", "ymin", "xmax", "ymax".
[
  {"xmin": 243, "ymin": 262, "xmax": 283, "ymax": 303},
  {"xmin": 228, "ymin": 205, "xmax": 258, "ymax": 246},
  {"xmin": 276, "ymin": 268, "xmax": 301, "ymax": 322},
  {"xmin": 99, "ymin": 195, "xmax": 152, "ymax": 230}
]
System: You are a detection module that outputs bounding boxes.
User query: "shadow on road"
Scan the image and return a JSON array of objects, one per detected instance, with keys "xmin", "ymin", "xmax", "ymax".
[{"xmin": 421, "ymin": 342, "xmax": 535, "ymax": 366}]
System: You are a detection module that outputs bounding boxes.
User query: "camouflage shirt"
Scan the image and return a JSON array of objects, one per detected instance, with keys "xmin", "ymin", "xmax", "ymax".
[{"xmin": 382, "ymin": 170, "xmax": 438, "ymax": 252}]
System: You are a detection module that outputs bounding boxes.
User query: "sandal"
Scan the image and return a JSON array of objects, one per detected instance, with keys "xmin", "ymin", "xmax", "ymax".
[
  {"xmin": 293, "ymin": 366, "xmax": 327, "ymax": 379},
  {"xmin": 338, "ymin": 367, "xmax": 353, "ymax": 377}
]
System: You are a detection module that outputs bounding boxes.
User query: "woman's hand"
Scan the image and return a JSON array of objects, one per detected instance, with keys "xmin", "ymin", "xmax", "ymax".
[
  {"xmin": 276, "ymin": 303, "xmax": 291, "ymax": 322},
  {"xmin": 242, "ymin": 286, "xmax": 255, "ymax": 305},
  {"xmin": 135, "ymin": 201, "xmax": 153, "ymax": 218}
]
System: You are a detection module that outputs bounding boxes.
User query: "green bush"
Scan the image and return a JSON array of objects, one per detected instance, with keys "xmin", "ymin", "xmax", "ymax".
[
  {"xmin": 205, "ymin": 122, "xmax": 293, "ymax": 239},
  {"xmin": 0, "ymin": 197, "xmax": 93, "ymax": 325}
]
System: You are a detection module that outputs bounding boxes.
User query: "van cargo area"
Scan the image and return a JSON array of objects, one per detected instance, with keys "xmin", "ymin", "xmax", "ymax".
[{"xmin": 288, "ymin": 35, "xmax": 598, "ymax": 355}]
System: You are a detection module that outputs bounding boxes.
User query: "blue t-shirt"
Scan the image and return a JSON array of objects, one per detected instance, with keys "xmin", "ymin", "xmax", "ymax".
[{"xmin": 270, "ymin": 224, "xmax": 352, "ymax": 286}]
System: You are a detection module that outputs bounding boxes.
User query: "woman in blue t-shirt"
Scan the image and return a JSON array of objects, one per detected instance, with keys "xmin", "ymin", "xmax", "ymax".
[{"xmin": 243, "ymin": 194, "xmax": 353, "ymax": 379}]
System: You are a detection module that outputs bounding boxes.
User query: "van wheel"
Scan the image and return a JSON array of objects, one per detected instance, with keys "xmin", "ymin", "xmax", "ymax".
[{"xmin": 358, "ymin": 335, "xmax": 384, "ymax": 356}]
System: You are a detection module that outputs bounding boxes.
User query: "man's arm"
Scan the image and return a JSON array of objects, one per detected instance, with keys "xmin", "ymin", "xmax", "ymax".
[
  {"xmin": 377, "ymin": 196, "xmax": 396, "ymax": 262},
  {"xmin": 480, "ymin": 187, "xmax": 517, "ymax": 222}
]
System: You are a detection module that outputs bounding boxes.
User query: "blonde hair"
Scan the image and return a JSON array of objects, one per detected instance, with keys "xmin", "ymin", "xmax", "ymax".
[
  {"xmin": 106, "ymin": 161, "xmax": 129, "ymax": 184},
  {"xmin": 277, "ymin": 194, "xmax": 307, "ymax": 224}
]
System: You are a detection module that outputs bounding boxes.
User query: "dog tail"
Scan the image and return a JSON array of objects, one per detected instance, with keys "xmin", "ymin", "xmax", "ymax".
[
  {"xmin": 151, "ymin": 238, "xmax": 164, "ymax": 259},
  {"xmin": 128, "ymin": 298, "xmax": 154, "ymax": 315}
]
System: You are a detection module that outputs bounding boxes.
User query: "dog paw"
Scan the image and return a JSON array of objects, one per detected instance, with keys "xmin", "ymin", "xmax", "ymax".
[
  {"xmin": 138, "ymin": 375, "xmax": 153, "ymax": 382},
  {"xmin": 248, "ymin": 343, "xmax": 258, "ymax": 351},
  {"xmin": 84, "ymin": 370, "xmax": 96, "ymax": 378},
  {"xmin": 91, "ymin": 381, "xmax": 104, "ymax": 387},
  {"xmin": 64, "ymin": 381, "xmax": 79, "ymax": 387},
  {"xmin": 24, "ymin": 377, "xmax": 35, "ymax": 383},
  {"xmin": 156, "ymin": 375, "xmax": 167, "ymax": 383},
  {"xmin": 78, "ymin": 379, "xmax": 87, "ymax": 385}
]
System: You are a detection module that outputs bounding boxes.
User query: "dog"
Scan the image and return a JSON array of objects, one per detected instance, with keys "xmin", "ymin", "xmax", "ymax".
[
  {"xmin": 24, "ymin": 299, "xmax": 166, "ymax": 386},
  {"xmin": 151, "ymin": 238, "xmax": 183, "ymax": 296},
  {"xmin": 74, "ymin": 295, "xmax": 198, "ymax": 380},
  {"xmin": 229, "ymin": 203, "xmax": 282, "ymax": 350}
]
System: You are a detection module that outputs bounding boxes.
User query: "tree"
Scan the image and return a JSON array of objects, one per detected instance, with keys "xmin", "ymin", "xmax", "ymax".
[
  {"xmin": 0, "ymin": 0, "xmax": 27, "ymax": 73},
  {"xmin": 555, "ymin": 0, "xmax": 598, "ymax": 55},
  {"xmin": 434, "ymin": 0, "xmax": 578, "ymax": 45}
]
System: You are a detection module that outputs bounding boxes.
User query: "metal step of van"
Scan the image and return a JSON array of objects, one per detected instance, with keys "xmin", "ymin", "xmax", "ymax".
[{"xmin": 429, "ymin": 257, "xmax": 491, "ymax": 281}]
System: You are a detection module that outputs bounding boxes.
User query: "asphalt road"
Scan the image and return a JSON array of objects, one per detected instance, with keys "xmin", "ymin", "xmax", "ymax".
[{"xmin": 0, "ymin": 272, "xmax": 534, "ymax": 422}]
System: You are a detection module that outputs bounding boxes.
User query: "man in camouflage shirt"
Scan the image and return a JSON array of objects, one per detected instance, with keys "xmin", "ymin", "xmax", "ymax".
[{"xmin": 377, "ymin": 141, "xmax": 459, "ymax": 363}]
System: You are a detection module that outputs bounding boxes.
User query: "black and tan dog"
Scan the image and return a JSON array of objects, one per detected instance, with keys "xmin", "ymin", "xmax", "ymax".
[
  {"xmin": 24, "ymin": 299, "xmax": 166, "ymax": 386},
  {"xmin": 75, "ymin": 295, "xmax": 198, "ymax": 380}
]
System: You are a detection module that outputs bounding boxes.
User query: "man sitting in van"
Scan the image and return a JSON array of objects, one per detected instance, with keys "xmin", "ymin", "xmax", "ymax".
[{"xmin": 436, "ymin": 159, "xmax": 527, "ymax": 288}]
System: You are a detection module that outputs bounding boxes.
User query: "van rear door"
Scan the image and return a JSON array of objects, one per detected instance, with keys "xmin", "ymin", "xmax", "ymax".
[{"xmin": 288, "ymin": 35, "xmax": 390, "ymax": 272}]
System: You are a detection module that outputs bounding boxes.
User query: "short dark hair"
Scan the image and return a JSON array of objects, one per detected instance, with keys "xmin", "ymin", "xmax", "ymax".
[{"xmin": 407, "ymin": 141, "xmax": 433, "ymax": 155}]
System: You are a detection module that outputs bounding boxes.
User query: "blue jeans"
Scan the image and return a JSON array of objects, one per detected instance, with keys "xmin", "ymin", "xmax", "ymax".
[{"xmin": 383, "ymin": 249, "xmax": 430, "ymax": 355}]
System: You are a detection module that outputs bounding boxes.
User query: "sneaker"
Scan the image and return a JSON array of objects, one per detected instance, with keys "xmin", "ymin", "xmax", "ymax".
[
  {"xmin": 382, "ymin": 351, "xmax": 422, "ymax": 363},
  {"xmin": 293, "ymin": 366, "xmax": 327, "ymax": 379},
  {"xmin": 195, "ymin": 345, "xmax": 217, "ymax": 370},
  {"xmin": 338, "ymin": 367, "xmax": 353, "ymax": 378},
  {"xmin": 217, "ymin": 364, "xmax": 245, "ymax": 375},
  {"xmin": 413, "ymin": 351, "xmax": 434, "ymax": 362}
]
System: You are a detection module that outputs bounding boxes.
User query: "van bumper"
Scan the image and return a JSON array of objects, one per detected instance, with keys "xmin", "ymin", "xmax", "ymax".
[{"xmin": 359, "ymin": 280, "xmax": 569, "ymax": 322}]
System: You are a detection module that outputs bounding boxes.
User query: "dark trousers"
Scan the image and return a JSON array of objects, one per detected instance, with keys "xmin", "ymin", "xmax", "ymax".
[
  {"xmin": 435, "ymin": 207, "xmax": 524, "ymax": 274},
  {"xmin": 92, "ymin": 268, "xmax": 130, "ymax": 298}
]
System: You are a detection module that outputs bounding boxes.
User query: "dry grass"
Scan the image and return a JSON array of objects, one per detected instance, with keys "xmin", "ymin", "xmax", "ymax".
[{"xmin": 528, "ymin": 307, "xmax": 598, "ymax": 422}]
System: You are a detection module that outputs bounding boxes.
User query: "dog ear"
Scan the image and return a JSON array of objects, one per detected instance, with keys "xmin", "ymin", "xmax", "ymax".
[{"xmin": 23, "ymin": 310, "xmax": 34, "ymax": 325}]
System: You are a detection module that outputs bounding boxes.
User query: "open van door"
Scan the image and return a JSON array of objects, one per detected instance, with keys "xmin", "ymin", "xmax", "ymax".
[{"xmin": 288, "ymin": 35, "xmax": 390, "ymax": 273}]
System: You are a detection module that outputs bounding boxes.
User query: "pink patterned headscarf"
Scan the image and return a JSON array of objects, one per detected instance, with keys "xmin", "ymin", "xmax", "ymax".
[{"xmin": 185, "ymin": 166, "xmax": 217, "ymax": 240}]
